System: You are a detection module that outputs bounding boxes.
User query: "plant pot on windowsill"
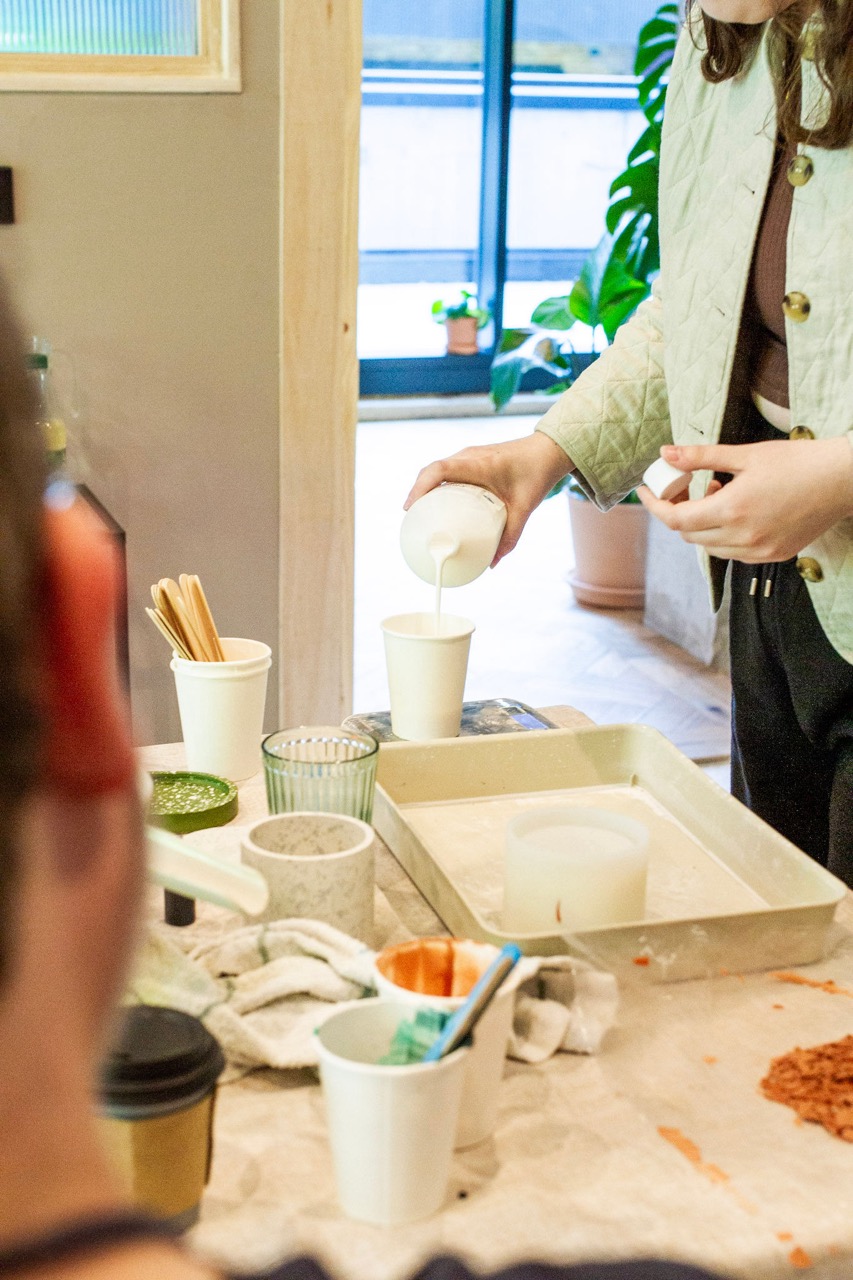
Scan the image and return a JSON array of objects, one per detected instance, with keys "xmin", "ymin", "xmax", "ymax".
[
  {"xmin": 445, "ymin": 315, "xmax": 481, "ymax": 355},
  {"xmin": 432, "ymin": 291, "xmax": 490, "ymax": 357},
  {"xmin": 566, "ymin": 485, "xmax": 648, "ymax": 609}
]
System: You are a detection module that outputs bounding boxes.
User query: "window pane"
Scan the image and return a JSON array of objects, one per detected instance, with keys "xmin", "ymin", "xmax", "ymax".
[
  {"xmin": 0, "ymin": 0, "xmax": 198, "ymax": 56},
  {"xmin": 504, "ymin": 0, "xmax": 660, "ymax": 335},
  {"xmin": 359, "ymin": 0, "xmax": 484, "ymax": 358}
]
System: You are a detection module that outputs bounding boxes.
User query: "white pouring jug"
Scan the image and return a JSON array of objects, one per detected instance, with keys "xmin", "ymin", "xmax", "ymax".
[{"xmin": 400, "ymin": 483, "xmax": 507, "ymax": 587}]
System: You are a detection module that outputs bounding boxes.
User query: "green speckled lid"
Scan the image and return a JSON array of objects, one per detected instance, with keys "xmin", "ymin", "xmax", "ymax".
[{"xmin": 148, "ymin": 771, "xmax": 238, "ymax": 835}]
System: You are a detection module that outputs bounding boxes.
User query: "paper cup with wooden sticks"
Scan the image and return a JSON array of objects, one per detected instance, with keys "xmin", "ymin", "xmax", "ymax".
[{"xmin": 171, "ymin": 639, "xmax": 272, "ymax": 782}]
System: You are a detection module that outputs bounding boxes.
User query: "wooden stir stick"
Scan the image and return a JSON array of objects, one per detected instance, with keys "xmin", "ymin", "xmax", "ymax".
[
  {"xmin": 191, "ymin": 575, "xmax": 226, "ymax": 661},
  {"xmin": 145, "ymin": 574, "xmax": 226, "ymax": 661},
  {"xmin": 157, "ymin": 578, "xmax": 209, "ymax": 661},
  {"xmin": 181, "ymin": 574, "xmax": 225, "ymax": 661},
  {"xmin": 145, "ymin": 606, "xmax": 193, "ymax": 660}
]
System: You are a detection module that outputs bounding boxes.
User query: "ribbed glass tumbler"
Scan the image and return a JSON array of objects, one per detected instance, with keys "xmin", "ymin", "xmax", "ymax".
[{"xmin": 262, "ymin": 726, "xmax": 379, "ymax": 823}]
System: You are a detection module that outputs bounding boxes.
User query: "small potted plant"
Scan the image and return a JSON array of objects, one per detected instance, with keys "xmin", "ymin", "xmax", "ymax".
[{"xmin": 431, "ymin": 290, "xmax": 490, "ymax": 355}]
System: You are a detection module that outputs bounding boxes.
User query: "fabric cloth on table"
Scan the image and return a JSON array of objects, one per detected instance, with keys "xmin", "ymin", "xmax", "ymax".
[{"xmin": 128, "ymin": 918, "xmax": 619, "ymax": 1077}]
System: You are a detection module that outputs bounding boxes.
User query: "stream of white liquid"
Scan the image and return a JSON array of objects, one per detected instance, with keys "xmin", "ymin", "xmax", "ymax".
[{"xmin": 428, "ymin": 534, "xmax": 457, "ymax": 635}]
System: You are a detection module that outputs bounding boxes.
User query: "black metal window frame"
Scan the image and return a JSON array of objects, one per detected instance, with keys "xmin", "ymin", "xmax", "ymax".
[{"xmin": 358, "ymin": 0, "xmax": 639, "ymax": 398}]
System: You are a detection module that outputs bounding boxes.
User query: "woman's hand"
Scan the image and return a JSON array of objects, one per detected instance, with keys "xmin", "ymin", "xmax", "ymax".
[
  {"xmin": 637, "ymin": 437, "xmax": 853, "ymax": 562},
  {"xmin": 404, "ymin": 432, "xmax": 573, "ymax": 565}
]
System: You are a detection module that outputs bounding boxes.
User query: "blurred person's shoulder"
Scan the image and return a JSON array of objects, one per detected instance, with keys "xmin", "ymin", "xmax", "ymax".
[{"xmin": 240, "ymin": 1257, "xmax": 730, "ymax": 1280}]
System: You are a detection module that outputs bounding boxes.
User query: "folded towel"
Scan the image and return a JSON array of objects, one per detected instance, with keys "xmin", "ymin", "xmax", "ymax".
[{"xmin": 128, "ymin": 918, "xmax": 618, "ymax": 1077}]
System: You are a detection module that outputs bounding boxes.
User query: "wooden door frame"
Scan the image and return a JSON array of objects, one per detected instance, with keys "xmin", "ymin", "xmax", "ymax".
[{"xmin": 279, "ymin": 0, "xmax": 361, "ymax": 725}]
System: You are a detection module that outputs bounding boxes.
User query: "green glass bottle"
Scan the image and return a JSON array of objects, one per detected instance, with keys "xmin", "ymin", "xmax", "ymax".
[{"xmin": 26, "ymin": 345, "xmax": 67, "ymax": 473}]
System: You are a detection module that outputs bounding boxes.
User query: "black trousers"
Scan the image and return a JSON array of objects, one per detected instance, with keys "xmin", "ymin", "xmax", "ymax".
[{"xmin": 728, "ymin": 422, "xmax": 853, "ymax": 888}]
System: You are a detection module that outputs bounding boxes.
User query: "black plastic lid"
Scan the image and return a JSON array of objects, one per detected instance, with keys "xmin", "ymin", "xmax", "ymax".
[{"xmin": 100, "ymin": 1006, "xmax": 224, "ymax": 1109}]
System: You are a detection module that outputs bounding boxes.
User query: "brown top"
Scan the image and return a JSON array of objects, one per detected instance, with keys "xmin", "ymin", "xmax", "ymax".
[{"xmin": 745, "ymin": 141, "xmax": 796, "ymax": 409}]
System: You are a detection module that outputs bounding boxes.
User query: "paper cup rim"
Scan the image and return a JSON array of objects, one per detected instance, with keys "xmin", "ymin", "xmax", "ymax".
[
  {"xmin": 314, "ymin": 998, "xmax": 469, "ymax": 1075},
  {"xmin": 171, "ymin": 638, "xmax": 272, "ymax": 672},
  {"xmin": 381, "ymin": 612, "xmax": 475, "ymax": 641},
  {"xmin": 243, "ymin": 811, "xmax": 375, "ymax": 863}
]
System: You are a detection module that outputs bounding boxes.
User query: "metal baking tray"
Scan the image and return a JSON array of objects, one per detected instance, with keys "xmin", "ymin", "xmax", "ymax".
[{"xmin": 373, "ymin": 725, "xmax": 847, "ymax": 981}]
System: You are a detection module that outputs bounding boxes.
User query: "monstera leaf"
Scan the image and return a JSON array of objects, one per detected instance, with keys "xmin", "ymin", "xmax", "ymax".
[
  {"xmin": 603, "ymin": 3, "xmax": 679, "ymax": 286},
  {"xmin": 569, "ymin": 233, "xmax": 650, "ymax": 344},
  {"xmin": 490, "ymin": 330, "xmax": 573, "ymax": 411}
]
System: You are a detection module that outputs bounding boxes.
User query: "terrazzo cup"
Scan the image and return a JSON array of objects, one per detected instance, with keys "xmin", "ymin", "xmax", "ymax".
[
  {"xmin": 373, "ymin": 936, "xmax": 518, "ymax": 1147},
  {"xmin": 99, "ymin": 1006, "xmax": 224, "ymax": 1230},
  {"xmin": 241, "ymin": 812, "xmax": 375, "ymax": 942}
]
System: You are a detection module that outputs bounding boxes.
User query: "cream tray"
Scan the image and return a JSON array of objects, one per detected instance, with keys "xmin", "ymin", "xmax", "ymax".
[{"xmin": 372, "ymin": 725, "xmax": 846, "ymax": 981}]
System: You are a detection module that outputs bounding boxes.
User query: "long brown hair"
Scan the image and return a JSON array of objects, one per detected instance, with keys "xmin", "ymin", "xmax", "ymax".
[{"xmin": 685, "ymin": 0, "xmax": 853, "ymax": 149}]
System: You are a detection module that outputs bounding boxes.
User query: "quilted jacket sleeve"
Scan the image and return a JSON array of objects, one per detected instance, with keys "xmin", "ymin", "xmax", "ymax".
[{"xmin": 534, "ymin": 274, "xmax": 671, "ymax": 510}]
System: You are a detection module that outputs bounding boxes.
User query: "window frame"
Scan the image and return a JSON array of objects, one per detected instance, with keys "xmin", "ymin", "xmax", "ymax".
[
  {"xmin": 0, "ymin": 0, "xmax": 240, "ymax": 93},
  {"xmin": 358, "ymin": 0, "xmax": 644, "ymax": 396}
]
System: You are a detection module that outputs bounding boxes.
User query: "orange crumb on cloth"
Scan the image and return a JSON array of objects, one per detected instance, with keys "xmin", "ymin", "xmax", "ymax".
[
  {"xmin": 657, "ymin": 1127, "xmax": 729, "ymax": 1184},
  {"xmin": 771, "ymin": 972, "xmax": 853, "ymax": 998},
  {"xmin": 789, "ymin": 1247, "xmax": 812, "ymax": 1269},
  {"xmin": 760, "ymin": 1035, "xmax": 853, "ymax": 1142},
  {"xmin": 633, "ymin": 956, "xmax": 650, "ymax": 966},
  {"xmin": 703, "ymin": 1055, "xmax": 718, "ymax": 1065},
  {"xmin": 777, "ymin": 1233, "xmax": 793, "ymax": 1242}
]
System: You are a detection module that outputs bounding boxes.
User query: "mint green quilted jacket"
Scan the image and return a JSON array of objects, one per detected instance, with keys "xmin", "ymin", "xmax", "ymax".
[{"xmin": 536, "ymin": 19, "xmax": 853, "ymax": 662}]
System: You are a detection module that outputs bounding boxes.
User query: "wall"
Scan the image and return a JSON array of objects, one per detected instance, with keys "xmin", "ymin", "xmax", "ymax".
[{"xmin": 0, "ymin": 5, "xmax": 282, "ymax": 746}]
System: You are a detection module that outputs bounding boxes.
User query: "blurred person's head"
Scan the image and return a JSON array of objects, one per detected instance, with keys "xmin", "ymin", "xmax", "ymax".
[{"xmin": 0, "ymin": 273, "xmax": 142, "ymax": 1202}]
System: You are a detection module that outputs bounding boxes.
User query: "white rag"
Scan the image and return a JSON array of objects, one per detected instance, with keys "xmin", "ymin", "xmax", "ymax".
[{"xmin": 128, "ymin": 917, "xmax": 619, "ymax": 1078}]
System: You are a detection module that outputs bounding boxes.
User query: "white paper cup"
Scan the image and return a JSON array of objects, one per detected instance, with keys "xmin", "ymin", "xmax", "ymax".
[
  {"xmin": 504, "ymin": 805, "xmax": 650, "ymax": 933},
  {"xmin": 381, "ymin": 612, "xmax": 475, "ymax": 741},
  {"xmin": 315, "ymin": 999, "xmax": 468, "ymax": 1225},
  {"xmin": 373, "ymin": 937, "xmax": 517, "ymax": 1148},
  {"xmin": 171, "ymin": 638, "xmax": 271, "ymax": 783},
  {"xmin": 241, "ymin": 812, "xmax": 374, "ymax": 942}
]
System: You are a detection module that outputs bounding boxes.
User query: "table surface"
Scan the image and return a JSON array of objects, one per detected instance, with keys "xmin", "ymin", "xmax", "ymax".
[{"xmin": 139, "ymin": 711, "xmax": 853, "ymax": 1280}]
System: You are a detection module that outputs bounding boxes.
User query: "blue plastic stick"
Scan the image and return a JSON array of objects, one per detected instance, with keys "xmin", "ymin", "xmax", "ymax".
[{"xmin": 421, "ymin": 943, "xmax": 522, "ymax": 1062}]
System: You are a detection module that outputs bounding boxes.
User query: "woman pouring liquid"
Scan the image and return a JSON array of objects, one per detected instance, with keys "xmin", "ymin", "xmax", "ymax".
[{"xmin": 406, "ymin": 0, "xmax": 853, "ymax": 885}]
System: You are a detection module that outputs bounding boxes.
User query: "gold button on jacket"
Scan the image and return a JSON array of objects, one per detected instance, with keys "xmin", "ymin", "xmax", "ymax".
[
  {"xmin": 783, "ymin": 291, "xmax": 811, "ymax": 322},
  {"xmin": 790, "ymin": 425, "xmax": 816, "ymax": 440},
  {"xmin": 796, "ymin": 557, "xmax": 824, "ymax": 582},
  {"xmin": 787, "ymin": 155, "xmax": 814, "ymax": 187}
]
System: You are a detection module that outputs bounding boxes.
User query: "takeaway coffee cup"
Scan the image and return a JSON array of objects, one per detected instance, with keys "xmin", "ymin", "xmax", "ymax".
[{"xmin": 99, "ymin": 1005, "xmax": 225, "ymax": 1230}]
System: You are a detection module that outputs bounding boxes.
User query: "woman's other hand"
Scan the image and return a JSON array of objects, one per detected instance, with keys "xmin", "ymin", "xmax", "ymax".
[
  {"xmin": 404, "ymin": 432, "xmax": 573, "ymax": 565},
  {"xmin": 637, "ymin": 437, "xmax": 853, "ymax": 562}
]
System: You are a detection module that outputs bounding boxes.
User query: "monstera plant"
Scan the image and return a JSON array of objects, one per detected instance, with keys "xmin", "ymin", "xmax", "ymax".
[
  {"xmin": 489, "ymin": 2, "xmax": 680, "ymax": 607},
  {"xmin": 489, "ymin": 2, "xmax": 680, "ymax": 414}
]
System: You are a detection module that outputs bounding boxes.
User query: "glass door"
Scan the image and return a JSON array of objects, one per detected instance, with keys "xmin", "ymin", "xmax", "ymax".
[
  {"xmin": 358, "ymin": 0, "xmax": 663, "ymax": 396},
  {"xmin": 359, "ymin": 0, "xmax": 486, "ymax": 377},
  {"xmin": 504, "ymin": 0, "xmax": 656, "ymax": 343}
]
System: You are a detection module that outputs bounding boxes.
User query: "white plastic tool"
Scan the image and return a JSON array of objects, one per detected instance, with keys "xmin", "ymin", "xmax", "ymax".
[
  {"xmin": 147, "ymin": 824, "xmax": 269, "ymax": 916},
  {"xmin": 642, "ymin": 456, "xmax": 691, "ymax": 501},
  {"xmin": 138, "ymin": 772, "xmax": 269, "ymax": 915}
]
